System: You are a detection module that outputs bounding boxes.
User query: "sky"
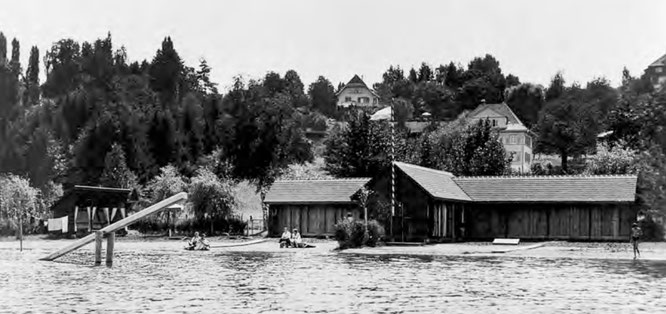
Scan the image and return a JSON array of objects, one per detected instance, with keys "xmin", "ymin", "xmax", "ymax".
[{"xmin": 1, "ymin": 0, "xmax": 665, "ymax": 91}]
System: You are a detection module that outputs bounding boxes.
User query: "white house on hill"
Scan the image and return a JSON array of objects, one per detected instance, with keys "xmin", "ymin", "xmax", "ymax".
[
  {"xmin": 469, "ymin": 102, "xmax": 534, "ymax": 173},
  {"xmin": 336, "ymin": 75, "xmax": 381, "ymax": 108}
]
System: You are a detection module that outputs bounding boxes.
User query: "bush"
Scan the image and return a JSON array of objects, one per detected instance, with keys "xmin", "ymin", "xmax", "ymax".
[
  {"xmin": 227, "ymin": 216, "xmax": 247, "ymax": 235},
  {"xmin": 334, "ymin": 219, "xmax": 384, "ymax": 249},
  {"xmin": 639, "ymin": 216, "xmax": 664, "ymax": 241},
  {"xmin": 366, "ymin": 220, "xmax": 385, "ymax": 247}
]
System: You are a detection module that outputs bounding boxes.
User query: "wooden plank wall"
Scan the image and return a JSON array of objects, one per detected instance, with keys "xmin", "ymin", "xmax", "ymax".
[
  {"xmin": 268, "ymin": 204, "xmax": 360, "ymax": 236},
  {"xmin": 465, "ymin": 203, "xmax": 636, "ymax": 241}
]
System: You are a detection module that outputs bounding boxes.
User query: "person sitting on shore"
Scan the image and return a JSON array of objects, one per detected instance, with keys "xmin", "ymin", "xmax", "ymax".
[
  {"xmin": 291, "ymin": 228, "xmax": 303, "ymax": 248},
  {"xmin": 279, "ymin": 227, "xmax": 292, "ymax": 248},
  {"xmin": 198, "ymin": 233, "xmax": 211, "ymax": 250},
  {"xmin": 187, "ymin": 232, "xmax": 200, "ymax": 250},
  {"xmin": 631, "ymin": 223, "xmax": 642, "ymax": 259}
]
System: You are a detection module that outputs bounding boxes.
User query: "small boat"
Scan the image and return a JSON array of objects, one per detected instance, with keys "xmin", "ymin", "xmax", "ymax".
[{"xmin": 184, "ymin": 246, "xmax": 210, "ymax": 251}]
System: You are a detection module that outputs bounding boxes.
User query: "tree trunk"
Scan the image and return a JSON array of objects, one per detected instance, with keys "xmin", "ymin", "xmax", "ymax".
[
  {"xmin": 561, "ymin": 150, "xmax": 568, "ymax": 173},
  {"xmin": 210, "ymin": 219, "xmax": 214, "ymax": 235}
]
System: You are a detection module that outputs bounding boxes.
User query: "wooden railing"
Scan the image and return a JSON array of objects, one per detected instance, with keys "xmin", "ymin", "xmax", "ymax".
[{"xmin": 40, "ymin": 192, "xmax": 188, "ymax": 263}]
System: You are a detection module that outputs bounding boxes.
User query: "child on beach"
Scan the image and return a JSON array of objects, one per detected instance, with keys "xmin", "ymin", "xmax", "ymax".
[
  {"xmin": 291, "ymin": 229, "xmax": 303, "ymax": 248},
  {"xmin": 198, "ymin": 233, "xmax": 210, "ymax": 250},
  {"xmin": 279, "ymin": 227, "xmax": 292, "ymax": 248},
  {"xmin": 187, "ymin": 232, "xmax": 200, "ymax": 250},
  {"xmin": 631, "ymin": 223, "xmax": 642, "ymax": 259}
]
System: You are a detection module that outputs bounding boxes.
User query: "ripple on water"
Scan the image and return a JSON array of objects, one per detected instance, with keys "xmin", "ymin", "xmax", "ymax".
[{"xmin": 1, "ymin": 248, "xmax": 665, "ymax": 313}]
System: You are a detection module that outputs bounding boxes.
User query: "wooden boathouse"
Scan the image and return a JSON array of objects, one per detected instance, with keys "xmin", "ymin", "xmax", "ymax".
[
  {"xmin": 265, "ymin": 178, "xmax": 370, "ymax": 237},
  {"xmin": 370, "ymin": 162, "xmax": 639, "ymax": 242},
  {"xmin": 49, "ymin": 185, "xmax": 133, "ymax": 235}
]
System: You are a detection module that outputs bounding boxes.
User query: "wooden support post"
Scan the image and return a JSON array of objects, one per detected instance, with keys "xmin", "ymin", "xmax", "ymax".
[
  {"xmin": 87, "ymin": 207, "xmax": 92, "ymax": 231},
  {"xmin": 106, "ymin": 232, "xmax": 115, "ymax": 266},
  {"xmin": 104, "ymin": 208, "xmax": 110, "ymax": 226},
  {"xmin": 94, "ymin": 231, "xmax": 103, "ymax": 266},
  {"xmin": 92, "ymin": 207, "xmax": 97, "ymax": 230},
  {"xmin": 74, "ymin": 206, "xmax": 79, "ymax": 233}
]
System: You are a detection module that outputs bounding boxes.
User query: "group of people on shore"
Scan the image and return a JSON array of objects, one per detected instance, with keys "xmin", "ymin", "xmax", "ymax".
[
  {"xmin": 187, "ymin": 232, "xmax": 211, "ymax": 250},
  {"xmin": 279, "ymin": 227, "xmax": 305, "ymax": 248}
]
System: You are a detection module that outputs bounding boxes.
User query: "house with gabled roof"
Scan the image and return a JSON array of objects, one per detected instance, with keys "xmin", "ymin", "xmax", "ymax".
[
  {"xmin": 645, "ymin": 53, "xmax": 666, "ymax": 90},
  {"xmin": 469, "ymin": 101, "xmax": 534, "ymax": 173},
  {"xmin": 336, "ymin": 74, "xmax": 381, "ymax": 108},
  {"xmin": 265, "ymin": 161, "xmax": 639, "ymax": 242}
]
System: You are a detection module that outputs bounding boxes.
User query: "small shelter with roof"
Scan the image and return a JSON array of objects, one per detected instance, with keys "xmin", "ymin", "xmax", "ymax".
[
  {"xmin": 336, "ymin": 75, "xmax": 381, "ymax": 108},
  {"xmin": 48, "ymin": 185, "xmax": 133, "ymax": 235},
  {"xmin": 264, "ymin": 178, "xmax": 370, "ymax": 237}
]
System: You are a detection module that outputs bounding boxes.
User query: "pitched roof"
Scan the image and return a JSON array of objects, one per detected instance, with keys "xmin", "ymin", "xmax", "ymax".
[
  {"xmin": 347, "ymin": 74, "xmax": 367, "ymax": 87},
  {"xmin": 649, "ymin": 53, "xmax": 666, "ymax": 67},
  {"xmin": 453, "ymin": 175, "xmax": 637, "ymax": 203},
  {"xmin": 469, "ymin": 103, "xmax": 523, "ymax": 125},
  {"xmin": 336, "ymin": 74, "xmax": 379, "ymax": 97},
  {"xmin": 394, "ymin": 162, "xmax": 471, "ymax": 201},
  {"xmin": 264, "ymin": 178, "xmax": 370, "ymax": 204}
]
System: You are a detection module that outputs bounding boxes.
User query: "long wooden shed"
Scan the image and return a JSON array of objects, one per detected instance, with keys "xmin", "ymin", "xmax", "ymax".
[
  {"xmin": 265, "ymin": 178, "xmax": 370, "ymax": 237},
  {"xmin": 454, "ymin": 175, "xmax": 638, "ymax": 241},
  {"xmin": 367, "ymin": 162, "xmax": 639, "ymax": 242}
]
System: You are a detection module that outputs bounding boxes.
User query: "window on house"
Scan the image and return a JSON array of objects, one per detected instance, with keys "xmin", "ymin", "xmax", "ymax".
[
  {"xmin": 509, "ymin": 135, "xmax": 517, "ymax": 144},
  {"xmin": 515, "ymin": 152, "xmax": 521, "ymax": 162},
  {"xmin": 657, "ymin": 67, "xmax": 663, "ymax": 73},
  {"xmin": 525, "ymin": 152, "xmax": 531, "ymax": 162},
  {"xmin": 359, "ymin": 97, "xmax": 370, "ymax": 103},
  {"xmin": 344, "ymin": 96, "xmax": 352, "ymax": 102},
  {"xmin": 525, "ymin": 136, "xmax": 531, "ymax": 147},
  {"xmin": 373, "ymin": 98, "xmax": 378, "ymax": 104},
  {"xmin": 492, "ymin": 119, "xmax": 497, "ymax": 127}
]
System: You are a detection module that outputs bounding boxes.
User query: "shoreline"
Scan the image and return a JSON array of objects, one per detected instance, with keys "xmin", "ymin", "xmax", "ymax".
[
  {"xmin": 340, "ymin": 241, "xmax": 666, "ymax": 261},
  {"xmin": 2, "ymin": 235, "xmax": 665, "ymax": 262}
]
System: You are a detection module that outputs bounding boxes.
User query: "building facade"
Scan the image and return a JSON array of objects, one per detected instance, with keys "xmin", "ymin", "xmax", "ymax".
[
  {"xmin": 469, "ymin": 102, "xmax": 534, "ymax": 173},
  {"xmin": 336, "ymin": 75, "xmax": 380, "ymax": 108},
  {"xmin": 645, "ymin": 53, "xmax": 666, "ymax": 90}
]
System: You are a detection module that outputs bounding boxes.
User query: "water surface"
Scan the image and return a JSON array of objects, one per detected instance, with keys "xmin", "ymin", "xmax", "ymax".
[{"xmin": 1, "ymin": 242, "xmax": 665, "ymax": 313}]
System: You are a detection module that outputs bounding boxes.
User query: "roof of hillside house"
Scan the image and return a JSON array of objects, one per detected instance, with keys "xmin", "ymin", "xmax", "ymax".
[
  {"xmin": 469, "ymin": 103, "xmax": 523, "ymax": 126},
  {"xmin": 395, "ymin": 162, "xmax": 472, "ymax": 201},
  {"xmin": 453, "ymin": 175, "xmax": 638, "ymax": 203},
  {"xmin": 649, "ymin": 53, "xmax": 666, "ymax": 67},
  {"xmin": 264, "ymin": 178, "xmax": 371, "ymax": 204},
  {"xmin": 336, "ymin": 74, "xmax": 379, "ymax": 97}
]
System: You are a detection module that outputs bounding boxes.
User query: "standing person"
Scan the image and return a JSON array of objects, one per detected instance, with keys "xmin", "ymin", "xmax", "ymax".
[
  {"xmin": 631, "ymin": 223, "xmax": 642, "ymax": 259},
  {"xmin": 279, "ymin": 227, "xmax": 292, "ymax": 248}
]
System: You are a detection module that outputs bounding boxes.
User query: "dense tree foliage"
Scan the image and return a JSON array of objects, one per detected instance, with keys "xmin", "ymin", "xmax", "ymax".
[{"xmin": 372, "ymin": 54, "xmax": 520, "ymax": 121}]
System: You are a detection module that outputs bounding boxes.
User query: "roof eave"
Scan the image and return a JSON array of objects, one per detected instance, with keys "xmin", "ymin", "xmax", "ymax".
[{"xmin": 264, "ymin": 201, "xmax": 356, "ymax": 205}]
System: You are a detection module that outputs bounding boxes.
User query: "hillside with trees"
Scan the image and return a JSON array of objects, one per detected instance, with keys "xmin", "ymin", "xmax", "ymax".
[{"xmin": 0, "ymin": 29, "xmax": 665, "ymax": 236}]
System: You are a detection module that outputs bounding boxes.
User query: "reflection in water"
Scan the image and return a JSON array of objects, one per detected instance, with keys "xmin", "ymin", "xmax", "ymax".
[{"xmin": 1, "ymin": 248, "xmax": 665, "ymax": 313}]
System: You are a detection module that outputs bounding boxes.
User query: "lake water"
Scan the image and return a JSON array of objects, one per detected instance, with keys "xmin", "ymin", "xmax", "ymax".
[{"xmin": 1, "ymin": 241, "xmax": 666, "ymax": 313}]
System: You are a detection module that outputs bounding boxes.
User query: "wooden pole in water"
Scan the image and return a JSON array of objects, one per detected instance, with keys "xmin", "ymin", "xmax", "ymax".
[
  {"xmin": 106, "ymin": 232, "xmax": 115, "ymax": 266},
  {"xmin": 19, "ymin": 216, "xmax": 23, "ymax": 252},
  {"xmin": 94, "ymin": 231, "xmax": 103, "ymax": 266}
]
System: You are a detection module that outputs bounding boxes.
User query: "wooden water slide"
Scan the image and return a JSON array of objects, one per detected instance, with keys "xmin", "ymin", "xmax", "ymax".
[{"xmin": 40, "ymin": 192, "xmax": 188, "ymax": 261}]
